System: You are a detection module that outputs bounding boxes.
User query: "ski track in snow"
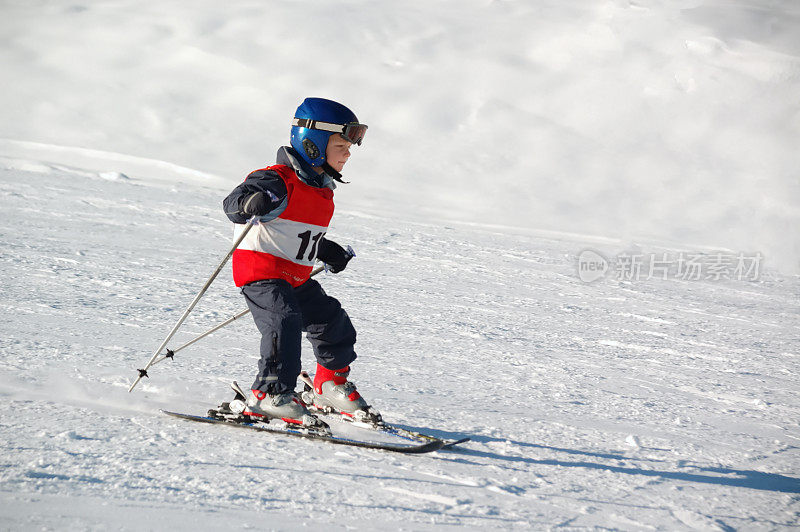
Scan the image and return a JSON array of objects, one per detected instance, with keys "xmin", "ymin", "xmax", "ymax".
[{"xmin": 1, "ymin": 155, "xmax": 799, "ymax": 530}]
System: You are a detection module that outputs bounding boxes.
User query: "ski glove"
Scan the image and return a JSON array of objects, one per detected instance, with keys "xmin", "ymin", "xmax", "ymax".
[
  {"xmin": 317, "ymin": 238, "xmax": 353, "ymax": 273},
  {"xmin": 241, "ymin": 191, "xmax": 273, "ymax": 217}
]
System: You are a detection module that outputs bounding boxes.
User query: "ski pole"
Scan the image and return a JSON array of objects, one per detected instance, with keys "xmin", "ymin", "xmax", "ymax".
[
  {"xmin": 128, "ymin": 217, "xmax": 259, "ymax": 392},
  {"xmin": 146, "ymin": 264, "xmax": 327, "ymax": 369},
  {"xmin": 148, "ymin": 308, "xmax": 252, "ymax": 369}
]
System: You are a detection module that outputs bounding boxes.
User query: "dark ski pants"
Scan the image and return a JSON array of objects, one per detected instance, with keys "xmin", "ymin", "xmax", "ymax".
[{"xmin": 241, "ymin": 278, "xmax": 357, "ymax": 395}]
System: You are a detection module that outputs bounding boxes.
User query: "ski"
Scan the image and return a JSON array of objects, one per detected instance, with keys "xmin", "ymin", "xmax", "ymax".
[
  {"xmin": 161, "ymin": 410, "xmax": 446, "ymax": 454},
  {"xmin": 307, "ymin": 408, "xmax": 470, "ymax": 450},
  {"xmin": 295, "ymin": 373, "xmax": 470, "ymax": 450}
]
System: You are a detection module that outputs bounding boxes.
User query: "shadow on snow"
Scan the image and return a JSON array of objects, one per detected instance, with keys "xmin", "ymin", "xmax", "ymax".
[{"xmin": 438, "ymin": 434, "xmax": 800, "ymax": 494}]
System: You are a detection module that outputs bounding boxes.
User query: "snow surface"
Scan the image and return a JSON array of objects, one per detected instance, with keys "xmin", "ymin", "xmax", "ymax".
[
  {"xmin": 1, "ymin": 0, "xmax": 799, "ymax": 530},
  {"xmin": 1, "ymin": 149, "xmax": 799, "ymax": 530}
]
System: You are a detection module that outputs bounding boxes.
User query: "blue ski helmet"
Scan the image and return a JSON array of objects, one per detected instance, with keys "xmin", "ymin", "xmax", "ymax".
[{"xmin": 290, "ymin": 97, "xmax": 367, "ymax": 167}]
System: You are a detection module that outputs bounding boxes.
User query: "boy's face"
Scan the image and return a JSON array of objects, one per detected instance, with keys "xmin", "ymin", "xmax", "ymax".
[{"xmin": 325, "ymin": 134, "xmax": 352, "ymax": 173}]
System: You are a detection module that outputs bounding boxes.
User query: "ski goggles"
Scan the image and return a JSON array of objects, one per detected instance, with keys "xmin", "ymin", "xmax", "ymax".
[{"xmin": 292, "ymin": 118, "xmax": 368, "ymax": 145}]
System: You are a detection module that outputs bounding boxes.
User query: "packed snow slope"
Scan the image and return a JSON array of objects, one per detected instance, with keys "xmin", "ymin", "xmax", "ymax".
[
  {"xmin": 1, "ymin": 0, "xmax": 800, "ymax": 530},
  {"xmin": 0, "ymin": 150, "xmax": 798, "ymax": 529},
  {"xmin": 1, "ymin": 0, "xmax": 799, "ymax": 272}
]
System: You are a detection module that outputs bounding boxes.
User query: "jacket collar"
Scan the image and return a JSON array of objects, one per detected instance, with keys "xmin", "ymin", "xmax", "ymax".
[{"xmin": 276, "ymin": 147, "xmax": 336, "ymax": 190}]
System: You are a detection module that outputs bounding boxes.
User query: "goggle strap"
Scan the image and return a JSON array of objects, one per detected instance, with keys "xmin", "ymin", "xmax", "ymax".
[{"xmin": 292, "ymin": 118, "xmax": 346, "ymax": 134}]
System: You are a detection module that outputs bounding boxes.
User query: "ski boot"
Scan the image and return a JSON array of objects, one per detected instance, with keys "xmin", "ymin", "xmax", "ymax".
[
  {"xmin": 211, "ymin": 382, "xmax": 328, "ymax": 432},
  {"xmin": 302, "ymin": 364, "xmax": 382, "ymax": 425}
]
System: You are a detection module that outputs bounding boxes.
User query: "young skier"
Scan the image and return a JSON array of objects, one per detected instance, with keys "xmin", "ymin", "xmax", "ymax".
[{"xmin": 223, "ymin": 97, "xmax": 370, "ymax": 426}]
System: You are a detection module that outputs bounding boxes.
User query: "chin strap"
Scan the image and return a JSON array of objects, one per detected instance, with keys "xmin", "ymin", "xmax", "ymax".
[{"xmin": 322, "ymin": 163, "xmax": 349, "ymax": 184}]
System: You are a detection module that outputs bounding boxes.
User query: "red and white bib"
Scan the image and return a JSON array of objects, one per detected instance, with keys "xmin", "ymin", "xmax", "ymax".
[{"xmin": 232, "ymin": 165, "xmax": 335, "ymax": 287}]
